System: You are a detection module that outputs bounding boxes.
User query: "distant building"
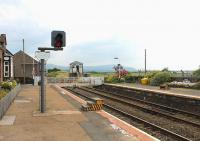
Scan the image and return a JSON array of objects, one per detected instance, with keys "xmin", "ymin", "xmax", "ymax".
[
  {"xmin": 0, "ymin": 34, "xmax": 6, "ymax": 82},
  {"xmin": 69, "ymin": 61, "xmax": 83, "ymax": 77},
  {"xmin": 13, "ymin": 51, "xmax": 40, "ymax": 84},
  {"xmin": 4, "ymin": 49, "xmax": 14, "ymax": 80}
]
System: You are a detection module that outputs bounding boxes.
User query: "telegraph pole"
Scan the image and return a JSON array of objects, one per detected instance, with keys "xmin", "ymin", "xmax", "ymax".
[
  {"xmin": 23, "ymin": 39, "xmax": 25, "ymax": 84},
  {"xmin": 145, "ymin": 49, "xmax": 147, "ymax": 75}
]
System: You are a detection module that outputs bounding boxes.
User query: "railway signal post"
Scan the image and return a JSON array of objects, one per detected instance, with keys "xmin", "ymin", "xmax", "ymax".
[{"xmin": 36, "ymin": 31, "xmax": 66, "ymax": 113}]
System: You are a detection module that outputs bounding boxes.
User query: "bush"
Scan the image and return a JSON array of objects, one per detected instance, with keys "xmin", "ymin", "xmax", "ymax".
[
  {"xmin": 144, "ymin": 71, "xmax": 159, "ymax": 79},
  {"xmin": 193, "ymin": 69, "xmax": 200, "ymax": 80},
  {"xmin": 0, "ymin": 90, "xmax": 8, "ymax": 100},
  {"xmin": 105, "ymin": 76, "xmax": 120, "ymax": 83},
  {"xmin": 150, "ymin": 72, "xmax": 171, "ymax": 86},
  {"xmin": 192, "ymin": 82, "xmax": 200, "ymax": 90},
  {"xmin": 11, "ymin": 80, "xmax": 17, "ymax": 88},
  {"xmin": 48, "ymin": 68, "xmax": 61, "ymax": 73},
  {"xmin": 1, "ymin": 81, "xmax": 13, "ymax": 90},
  {"xmin": 124, "ymin": 74, "xmax": 136, "ymax": 83}
]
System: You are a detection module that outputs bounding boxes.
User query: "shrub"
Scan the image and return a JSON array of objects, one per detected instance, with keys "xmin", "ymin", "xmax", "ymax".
[
  {"xmin": 1, "ymin": 81, "xmax": 13, "ymax": 90},
  {"xmin": 144, "ymin": 71, "xmax": 159, "ymax": 79},
  {"xmin": 192, "ymin": 82, "xmax": 200, "ymax": 90},
  {"xmin": 11, "ymin": 80, "xmax": 17, "ymax": 88},
  {"xmin": 124, "ymin": 74, "xmax": 136, "ymax": 83},
  {"xmin": 193, "ymin": 69, "xmax": 200, "ymax": 80},
  {"xmin": 104, "ymin": 76, "xmax": 120, "ymax": 83},
  {"xmin": 0, "ymin": 90, "xmax": 8, "ymax": 100},
  {"xmin": 193, "ymin": 69, "xmax": 200, "ymax": 76},
  {"xmin": 162, "ymin": 67, "xmax": 169, "ymax": 72},
  {"xmin": 150, "ymin": 72, "xmax": 171, "ymax": 86},
  {"xmin": 48, "ymin": 68, "xmax": 61, "ymax": 73}
]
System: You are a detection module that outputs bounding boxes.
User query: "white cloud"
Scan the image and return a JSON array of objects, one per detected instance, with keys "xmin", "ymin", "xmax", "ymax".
[{"xmin": 1, "ymin": 0, "xmax": 200, "ymax": 70}]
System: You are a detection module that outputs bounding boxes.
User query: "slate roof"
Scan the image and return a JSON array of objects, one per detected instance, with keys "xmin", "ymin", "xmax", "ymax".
[
  {"xmin": 5, "ymin": 49, "xmax": 13, "ymax": 56},
  {"xmin": 70, "ymin": 61, "xmax": 83, "ymax": 65}
]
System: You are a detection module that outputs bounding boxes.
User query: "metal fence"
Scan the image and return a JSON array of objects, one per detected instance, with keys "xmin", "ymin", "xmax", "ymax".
[
  {"xmin": 47, "ymin": 77, "xmax": 79, "ymax": 83},
  {"xmin": 0, "ymin": 84, "xmax": 21, "ymax": 119}
]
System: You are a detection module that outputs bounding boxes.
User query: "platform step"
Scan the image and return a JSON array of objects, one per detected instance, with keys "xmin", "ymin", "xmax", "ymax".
[
  {"xmin": 82, "ymin": 104, "xmax": 91, "ymax": 111},
  {"xmin": 91, "ymin": 104, "xmax": 103, "ymax": 111},
  {"xmin": 81, "ymin": 104, "xmax": 103, "ymax": 111},
  {"xmin": 86, "ymin": 101, "xmax": 95, "ymax": 106},
  {"xmin": 91, "ymin": 97, "xmax": 104, "ymax": 105}
]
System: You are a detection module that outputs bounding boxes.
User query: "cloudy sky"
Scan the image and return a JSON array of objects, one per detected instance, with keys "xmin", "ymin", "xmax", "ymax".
[{"xmin": 1, "ymin": 0, "xmax": 200, "ymax": 70}]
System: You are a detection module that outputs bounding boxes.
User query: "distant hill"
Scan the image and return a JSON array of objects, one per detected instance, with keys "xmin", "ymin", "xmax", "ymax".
[
  {"xmin": 46, "ymin": 64, "xmax": 67, "ymax": 70},
  {"xmin": 46, "ymin": 64, "xmax": 136, "ymax": 72},
  {"xmin": 84, "ymin": 65, "xmax": 136, "ymax": 72}
]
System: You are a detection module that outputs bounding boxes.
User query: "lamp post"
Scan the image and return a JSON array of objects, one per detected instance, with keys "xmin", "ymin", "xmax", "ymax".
[
  {"xmin": 145, "ymin": 49, "xmax": 147, "ymax": 75},
  {"xmin": 114, "ymin": 57, "xmax": 121, "ymax": 79}
]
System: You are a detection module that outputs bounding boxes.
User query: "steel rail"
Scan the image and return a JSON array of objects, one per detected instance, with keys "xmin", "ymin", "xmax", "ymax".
[
  {"xmin": 65, "ymin": 87, "xmax": 192, "ymax": 141},
  {"xmin": 94, "ymin": 86, "xmax": 200, "ymax": 118},
  {"xmin": 78, "ymin": 87, "xmax": 200, "ymax": 128}
]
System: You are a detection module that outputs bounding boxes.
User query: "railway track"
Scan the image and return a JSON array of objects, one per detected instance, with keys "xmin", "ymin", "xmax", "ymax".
[
  {"xmin": 63, "ymin": 87, "xmax": 196, "ymax": 141},
  {"xmin": 79, "ymin": 88, "xmax": 200, "ymax": 128},
  {"xmin": 89, "ymin": 87, "xmax": 200, "ymax": 124},
  {"xmin": 95, "ymin": 85, "xmax": 200, "ymax": 119}
]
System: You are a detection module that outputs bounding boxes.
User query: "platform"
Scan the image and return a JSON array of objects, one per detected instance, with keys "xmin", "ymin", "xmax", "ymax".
[
  {"xmin": 106, "ymin": 83, "xmax": 200, "ymax": 100},
  {"xmin": 0, "ymin": 84, "xmax": 159, "ymax": 141}
]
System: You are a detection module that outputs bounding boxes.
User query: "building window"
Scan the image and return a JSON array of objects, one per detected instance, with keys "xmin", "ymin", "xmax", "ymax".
[
  {"xmin": 5, "ymin": 61, "xmax": 9, "ymax": 65},
  {"xmin": 4, "ymin": 61, "xmax": 9, "ymax": 77}
]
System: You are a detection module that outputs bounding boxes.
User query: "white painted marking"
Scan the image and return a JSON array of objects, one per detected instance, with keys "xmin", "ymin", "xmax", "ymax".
[
  {"xmin": 0, "ymin": 116, "xmax": 16, "ymax": 125},
  {"xmin": 110, "ymin": 124, "xmax": 132, "ymax": 137},
  {"xmin": 60, "ymin": 91, "xmax": 66, "ymax": 95},
  {"xmin": 103, "ymin": 111, "xmax": 160, "ymax": 141},
  {"xmin": 33, "ymin": 110, "xmax": 81, "ymax": 117},
  {"xmin": 14, "ymin": 100, "xmax": 31, "ymax": 103}
]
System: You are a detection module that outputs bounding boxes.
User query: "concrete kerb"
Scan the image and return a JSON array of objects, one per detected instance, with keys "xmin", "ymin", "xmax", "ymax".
[{"xmin": 0, "ymin": 84, "xmax": 21, "ymax": 119}]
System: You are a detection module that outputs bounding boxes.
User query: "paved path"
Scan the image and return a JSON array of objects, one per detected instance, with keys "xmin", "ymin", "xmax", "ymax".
[
  {"xmin": 0, "ymin": 85, "xmax": 91, "ymax": 141},
  {"xmin": 0, "ymin": 85, "xmax": 156, "ymax": 141}
]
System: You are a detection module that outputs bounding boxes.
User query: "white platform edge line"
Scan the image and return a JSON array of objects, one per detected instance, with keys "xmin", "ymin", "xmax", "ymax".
[{"xmin": 102, "ymin": 110, "xmax": 160, "ymax": 141}]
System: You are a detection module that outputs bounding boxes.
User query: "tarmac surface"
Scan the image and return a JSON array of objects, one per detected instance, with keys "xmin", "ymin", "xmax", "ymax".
[{"xmin": 0, "ymin": 85, "xmax": 158, "ymax": 141}]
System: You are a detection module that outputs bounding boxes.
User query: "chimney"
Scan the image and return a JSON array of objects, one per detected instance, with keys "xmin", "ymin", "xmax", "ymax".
[{"xmin": 0, "ymin": 34, "xmax": 7, "ymax": 47}]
